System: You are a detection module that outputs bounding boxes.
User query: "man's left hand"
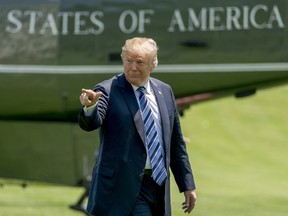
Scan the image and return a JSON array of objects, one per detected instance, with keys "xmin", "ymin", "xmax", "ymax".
[{"xmin": 182, "ymin": 189, "xmax": 197, "ymax": 214}]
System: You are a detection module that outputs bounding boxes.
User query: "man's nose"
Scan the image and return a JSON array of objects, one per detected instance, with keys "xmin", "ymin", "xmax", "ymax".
[{"xmin": 131, "ymin": 62, "xmax": 137, "ymax": 70}]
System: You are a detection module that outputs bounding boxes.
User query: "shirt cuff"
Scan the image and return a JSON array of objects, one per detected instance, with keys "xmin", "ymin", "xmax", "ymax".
[{"xmin": 83, "ymin": 103, "xmax": 97, "ymax": 116}]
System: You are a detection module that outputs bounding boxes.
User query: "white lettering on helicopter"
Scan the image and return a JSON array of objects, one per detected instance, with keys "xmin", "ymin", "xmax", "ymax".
[
  {"xmin": 118, "ymin": 9, "xmax": 154, "ymax": 34},
  {"xmin": 3, "ymin": 4, "xmax": 285, "ymax": 35},
  {"xmin": 5, "ymin": 10, "xmax": 105, "ymax": 35},
  {"xmin": 168, "ymin": 5, "xmax": 285, "ymax": 32}
]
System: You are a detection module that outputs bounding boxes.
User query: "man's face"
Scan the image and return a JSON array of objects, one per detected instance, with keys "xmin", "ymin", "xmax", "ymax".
[{"xmin": 123, "ymin": 51, "xmax": 153, "ymax": 87}]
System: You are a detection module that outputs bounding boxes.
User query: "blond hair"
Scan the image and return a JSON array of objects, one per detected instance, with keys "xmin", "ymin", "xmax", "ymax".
[{"xmin": 121, "ymin": 37, "xmax": 159, "ymax": 70}]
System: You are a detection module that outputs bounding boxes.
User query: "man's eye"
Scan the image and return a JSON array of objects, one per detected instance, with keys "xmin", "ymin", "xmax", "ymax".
[{"xmin": 137, "ymin": 62, "xmax": 145, "ymax": 66}]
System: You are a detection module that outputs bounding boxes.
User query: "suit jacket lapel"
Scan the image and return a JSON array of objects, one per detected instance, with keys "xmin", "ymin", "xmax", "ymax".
[
  {"xmin": 117, "ymin": 74, "xmax": 146, "ymax": 145},
  {"xmin": 150, "ymin": 80, "xmax": 170, "ymax": 154}
]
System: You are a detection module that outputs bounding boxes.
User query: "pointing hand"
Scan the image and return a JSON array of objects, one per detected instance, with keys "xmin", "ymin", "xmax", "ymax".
[{"xmin": 79, "ymin": 88, "xmax": 102, "ymax": 107}]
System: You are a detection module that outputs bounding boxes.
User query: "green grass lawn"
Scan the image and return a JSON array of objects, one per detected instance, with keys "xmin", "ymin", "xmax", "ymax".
[
  {"xmin": 172, "ymin": 84, "xmax": 288, "ymax": 216},
  {"xmin": 1, "ymin": 85, "xmax": 288, "ymax": 216}
]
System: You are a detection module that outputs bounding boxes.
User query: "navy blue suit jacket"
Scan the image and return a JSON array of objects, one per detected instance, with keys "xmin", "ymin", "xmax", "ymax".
[{"xmin": 78, "ymin": 73, "xmax": 195, "ymax": 216}]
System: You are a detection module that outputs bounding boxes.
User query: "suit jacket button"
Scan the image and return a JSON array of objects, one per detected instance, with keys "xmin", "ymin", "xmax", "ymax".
[{"xmin": 142, "ymin": 153, "xmax": 146, "ymax": 158}]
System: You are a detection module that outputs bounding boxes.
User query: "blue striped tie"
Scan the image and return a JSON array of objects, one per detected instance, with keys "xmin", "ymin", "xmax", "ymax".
[{"xmin": 137, "ymin": 86, "xmax": 167, "ymax": 185}]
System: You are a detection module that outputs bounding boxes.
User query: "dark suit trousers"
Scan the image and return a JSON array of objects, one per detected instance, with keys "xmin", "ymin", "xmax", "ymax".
[{"xmin": 130, "ymin": 170, "xmax": 165, "ymax": 216}]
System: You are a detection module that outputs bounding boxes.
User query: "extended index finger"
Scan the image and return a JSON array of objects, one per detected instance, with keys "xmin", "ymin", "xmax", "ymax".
[{"xmin": 81, "ymin": 88, "xmax": 94, "ymax": 95}]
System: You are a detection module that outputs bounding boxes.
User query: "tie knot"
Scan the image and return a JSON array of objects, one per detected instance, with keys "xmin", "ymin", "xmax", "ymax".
[{"xmin": 137, "ymin": 86, "xmax": 146, "ymax": 94}]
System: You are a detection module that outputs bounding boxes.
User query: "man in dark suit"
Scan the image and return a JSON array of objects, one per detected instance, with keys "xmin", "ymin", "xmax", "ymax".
[{"xmin": 78, "ymin": 37, "xmax": 197, "ymax": 216}]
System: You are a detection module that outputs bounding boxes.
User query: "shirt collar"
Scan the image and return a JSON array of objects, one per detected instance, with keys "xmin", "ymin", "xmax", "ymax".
[{"xmin": 131, "ymin": 81, "xmax": 151, "ymax": 94}]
